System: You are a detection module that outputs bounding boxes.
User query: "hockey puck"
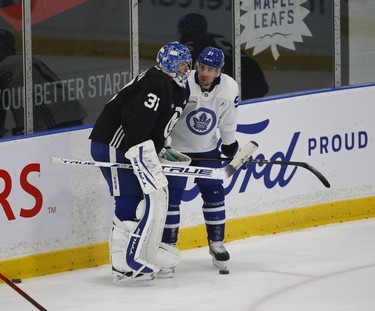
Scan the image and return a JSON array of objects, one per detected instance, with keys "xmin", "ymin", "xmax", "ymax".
[
  {"xmin": 219, "ymin": 269, "xmax": 230, "ymax": 275},
  {"xmin": 12, "ymin": 278, "xmax": 22, "ymax": 284}
]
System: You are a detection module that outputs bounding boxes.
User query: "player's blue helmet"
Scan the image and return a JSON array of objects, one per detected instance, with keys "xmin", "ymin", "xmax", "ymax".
[
  {"xmin": 157, "ymin": 41, "xmax": 192, "ymax": 88},
  {"xmin": 198, "ymin": 47, "xmax": 225, "ymax": 69}
]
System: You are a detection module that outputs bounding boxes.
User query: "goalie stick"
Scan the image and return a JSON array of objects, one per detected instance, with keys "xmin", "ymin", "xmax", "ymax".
[
  {"xmin": 50, "ymin": 141, "xmax": 258, "ymax": 180},
  {"xmin": 190, "ymin": 156, "xmax": 330, "ymax": 188},
  {"xmin": 0, "ymin": 272, "xmax": 47, "ymax": 311}
]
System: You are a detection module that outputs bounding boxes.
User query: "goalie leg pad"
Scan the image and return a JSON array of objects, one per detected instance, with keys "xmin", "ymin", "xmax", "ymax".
[
  {"xmin": 110, "ymin": 195, "xmax": 159, "ymax": 277},
  {"xmin": 154, "ymin": 243, "xmax": 180, "ymax": 279},
  {"xmin": 109, "ymin": 216, "xmax": 140, "ymax": 274},
  {"xmin": 126, "ymin": 187, "xmax": 170, "ymax": 272},
  {"xmin": 152, "ymin": 242, "xmax": 180, "ymax": 269}
]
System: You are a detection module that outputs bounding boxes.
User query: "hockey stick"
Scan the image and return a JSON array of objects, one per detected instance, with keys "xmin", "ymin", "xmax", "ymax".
[
  {"xmin": 0, "ymin": 272, "xmax": 47, "ymax": 311},
  {"xmin": 50, "ymin": 141, "xmax": 258, "ymax": 180},
  {"xmin": 190, "ymin": 156, "xmax": 330, "ymax": 188}
]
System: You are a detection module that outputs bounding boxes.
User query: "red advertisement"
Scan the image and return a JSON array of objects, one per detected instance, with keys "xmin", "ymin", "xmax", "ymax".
[{"xmin": 0, "ymin": 0, "xmax": 87, "ymax": 31}]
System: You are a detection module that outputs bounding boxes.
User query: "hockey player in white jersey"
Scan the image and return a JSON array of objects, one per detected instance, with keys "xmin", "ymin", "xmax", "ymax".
[{"xmin": 161, "ymin": 46, "xmax": 242, "ymax": 276}]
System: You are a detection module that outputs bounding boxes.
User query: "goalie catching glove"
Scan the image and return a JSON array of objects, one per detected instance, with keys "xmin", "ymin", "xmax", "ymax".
[{"xmin": 158, "ymin": 147, "xmax": 191, "ymax": 166}]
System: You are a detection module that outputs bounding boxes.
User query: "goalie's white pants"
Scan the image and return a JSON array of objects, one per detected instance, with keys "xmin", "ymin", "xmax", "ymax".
[{"xmin": 110, "ymin": 187, "xmax": 180, "ymax": 277}]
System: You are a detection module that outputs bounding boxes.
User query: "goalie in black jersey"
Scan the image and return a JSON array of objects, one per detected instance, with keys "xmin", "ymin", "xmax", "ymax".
[{"xmin": 89, "ymin": 42, "xmax": 192, "ymax": 286}]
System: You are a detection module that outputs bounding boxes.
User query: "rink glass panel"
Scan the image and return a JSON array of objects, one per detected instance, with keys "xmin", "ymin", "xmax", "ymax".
[
  {"xmin": 0, "ymin": 0, "xmax": 374, "ymax": 140},
  {"xmin": 0, "ymin": 0, "xmax": 131, "ymax": 139}
]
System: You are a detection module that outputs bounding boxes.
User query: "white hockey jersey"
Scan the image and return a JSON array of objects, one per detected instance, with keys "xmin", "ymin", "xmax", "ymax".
[{"xmin": 170, "ymin": 70, "xmax": 239, "ymax": 153}]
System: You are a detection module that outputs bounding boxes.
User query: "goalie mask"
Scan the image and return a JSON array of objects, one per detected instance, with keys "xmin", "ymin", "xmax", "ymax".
[{"xmin": 157, "ymin": 42, "xmax": 192, "ymax": 88}]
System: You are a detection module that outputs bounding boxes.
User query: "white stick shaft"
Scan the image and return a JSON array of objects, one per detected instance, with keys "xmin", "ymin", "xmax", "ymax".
[
  {"xmin": 50, "ymin": 140, "xmax": 259, "ymax": 180},
  {"xmin": 51, "ymin": 157, "xmax": 224, "ymax": 179}
]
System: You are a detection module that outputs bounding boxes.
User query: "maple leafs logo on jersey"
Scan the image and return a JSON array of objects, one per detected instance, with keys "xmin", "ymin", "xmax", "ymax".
[
  {"xmin": 186, "ymin": 107, "xmax": 216, "ymax": 135},
  {"xmin": 193, "ymin": 113, "xmax": 211, "ymax": 132},
  {"xmin": 240, "ymin": 0, "xmax": 312, "ymax": 60}
]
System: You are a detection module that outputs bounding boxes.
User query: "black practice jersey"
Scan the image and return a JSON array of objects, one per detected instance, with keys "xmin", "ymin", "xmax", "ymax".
[{"xmin": 89, "ymin": 66, "xmax": 189, "ymax": 153}]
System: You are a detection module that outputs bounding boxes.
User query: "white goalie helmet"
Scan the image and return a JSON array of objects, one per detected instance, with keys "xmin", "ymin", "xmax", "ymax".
[{"xmin": 156, "ymin": 42, "xmax": 192, "ymax": 88}]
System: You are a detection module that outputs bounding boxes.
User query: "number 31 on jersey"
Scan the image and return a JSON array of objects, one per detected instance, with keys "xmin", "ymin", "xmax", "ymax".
[{"xmin": 144, "ymin": 93, "xmax": 160, "ymax": 111}]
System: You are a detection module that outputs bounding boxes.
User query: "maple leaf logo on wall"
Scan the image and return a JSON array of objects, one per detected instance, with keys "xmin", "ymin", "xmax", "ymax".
[{"xmin": 240, "ymin": 0, "xmax": 312, "ymax": 60}]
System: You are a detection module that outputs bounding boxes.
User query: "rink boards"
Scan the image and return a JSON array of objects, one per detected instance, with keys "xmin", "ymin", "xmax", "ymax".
[{"xmin": 0, "ymin": 85, "xmax": 374, "ymax": 280}]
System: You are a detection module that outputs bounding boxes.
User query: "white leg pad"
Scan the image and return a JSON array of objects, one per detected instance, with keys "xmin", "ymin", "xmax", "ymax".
[
  {"xmin": 118, "ymin": 140, "xmax": 178, "ymax": 273},
  {"xmin": 134, "ymin": 187, "xmax": 169, "ymax": 271},
  {"xmin": 109, "ymin": 217, "xmax": 138, "ymax": 273},
  {"xmin": 110, "ymin": 187, "xmax": 170, "ymax": 275},
  {"xmin": 151, "ymin": 242, "xmax": 180, "ymax": 269},
  {"xmin": 134, "ymin": 188, "xmax": 180, "ymax": 270}
]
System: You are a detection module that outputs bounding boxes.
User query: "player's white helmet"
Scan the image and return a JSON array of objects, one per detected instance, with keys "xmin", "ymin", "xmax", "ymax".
[{"xmin": 157, "ymin": 42, "xmax": 192, "ymax": 88}]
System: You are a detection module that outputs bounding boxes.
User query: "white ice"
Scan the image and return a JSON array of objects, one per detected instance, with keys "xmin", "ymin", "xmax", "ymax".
[{"xmin": 1, "ymin": 218, "xmax": 375, "ymax": 311}]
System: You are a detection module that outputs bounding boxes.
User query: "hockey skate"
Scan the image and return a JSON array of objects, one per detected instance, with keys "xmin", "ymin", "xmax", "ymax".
[
  {"xmin": 209, "ymin": 241, "xmax": 230, "ymax": 270},
  {"xmin": 112, "ymin": 268, "xmax": 154, "ymax": 287}
]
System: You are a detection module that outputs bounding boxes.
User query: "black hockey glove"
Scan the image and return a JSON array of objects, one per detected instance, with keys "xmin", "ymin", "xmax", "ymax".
[
  {"xmin": 221, "ymin": 141, "xmax": 248, "ymax": 170},
  {"xmin": 221, "ymin": 141, "xmax": 239, "ymax": 158}
]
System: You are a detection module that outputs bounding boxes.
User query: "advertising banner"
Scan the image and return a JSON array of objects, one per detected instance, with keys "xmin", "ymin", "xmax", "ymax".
[
  {"xmin": 179, "ymin": 86, "xmax": 375, "ymax": 224},
  {"xmin": 0, "ymin": 133, "xmax": 72, "ymax": 246}
]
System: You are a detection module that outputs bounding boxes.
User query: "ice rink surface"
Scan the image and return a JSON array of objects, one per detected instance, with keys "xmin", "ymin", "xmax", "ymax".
[{"xmin": 1, "ymin": 218, "xmax": 375, "ymax": 311}]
